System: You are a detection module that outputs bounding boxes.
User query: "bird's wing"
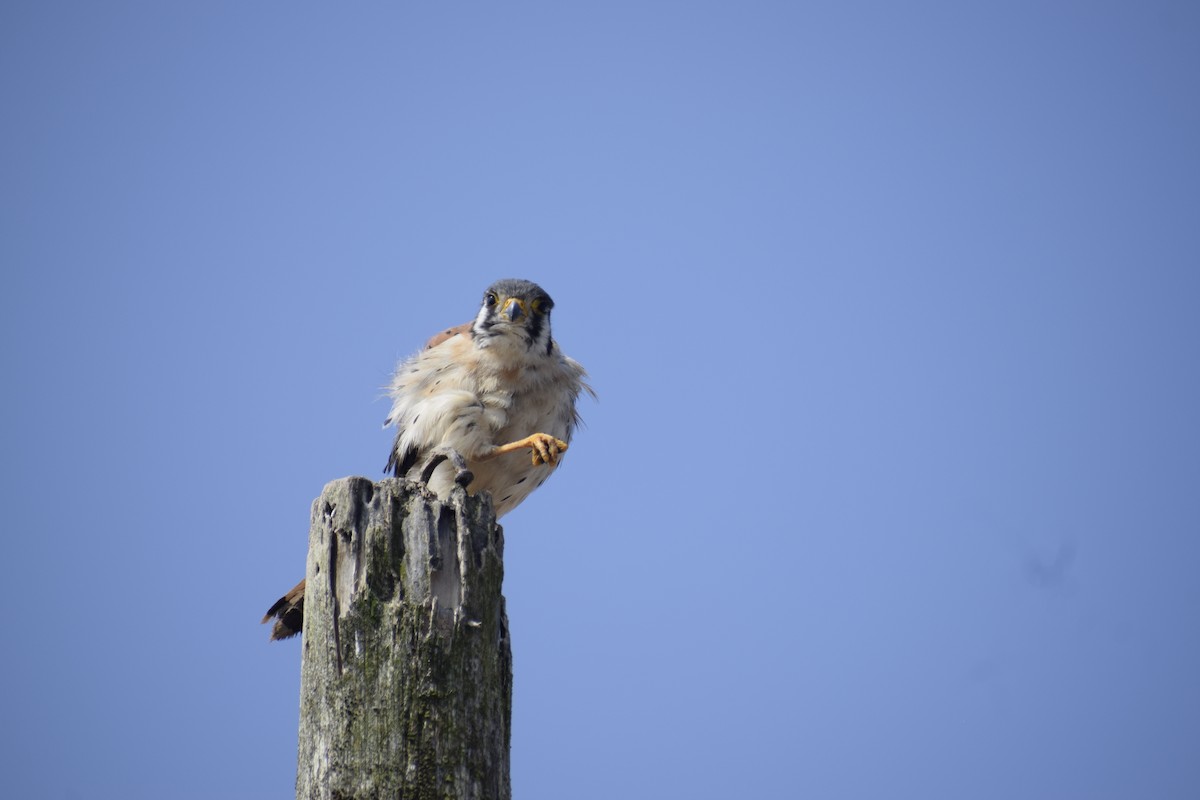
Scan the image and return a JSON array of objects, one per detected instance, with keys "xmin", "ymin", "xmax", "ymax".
[
  {"xmin": 386, "ymin": 320, "xmax": 476, "ymax": 476},
  {"xmin": 424, "ymin": 321, "xmax": 473, "ymax": 350}
]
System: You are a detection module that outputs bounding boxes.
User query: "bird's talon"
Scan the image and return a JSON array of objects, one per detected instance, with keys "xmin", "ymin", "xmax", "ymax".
[
  {"xmin": 418, "ymin": 447, "xmax": 472, "ymax": 485},
  {"xmin": 528, "ymin": 433, "xmax": 567, "ymax": 466},
  {"xmin": 419, "ymin": 453, "xmax": 448, "ymax": 484}
]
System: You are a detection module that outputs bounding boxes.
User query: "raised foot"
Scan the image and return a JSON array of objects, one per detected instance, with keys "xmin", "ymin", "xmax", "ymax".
[{"xmin": 489, "ymin": 433, "xmax": 569, "ymax": 466}]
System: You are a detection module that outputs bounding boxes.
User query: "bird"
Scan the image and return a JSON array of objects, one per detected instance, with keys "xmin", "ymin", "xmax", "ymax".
[{"xmin": 262, "ymin": 278, "xmax": 591, "ymax": 640}]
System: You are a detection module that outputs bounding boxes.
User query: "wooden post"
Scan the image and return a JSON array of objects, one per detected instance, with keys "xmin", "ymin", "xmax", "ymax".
[{"xmin": 295, "ymin": 477, "xmax": 512, "ymax": 800}]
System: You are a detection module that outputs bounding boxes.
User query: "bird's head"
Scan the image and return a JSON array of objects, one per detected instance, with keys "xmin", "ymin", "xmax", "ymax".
[{"xmin": 472, "ymin": 278, "xmax": 556, "ymax": 354}]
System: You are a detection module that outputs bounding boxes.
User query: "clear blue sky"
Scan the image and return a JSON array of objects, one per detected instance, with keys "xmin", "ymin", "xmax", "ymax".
[{"xmin": 3, "ymin": 2, "xmax": 1199, "ymax": 798}]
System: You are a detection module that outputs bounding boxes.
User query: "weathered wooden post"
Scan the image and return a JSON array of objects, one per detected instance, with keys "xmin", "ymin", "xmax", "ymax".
[{"xmin": 295, "ymin": 476, "xmax": 512, "ymax": 800}]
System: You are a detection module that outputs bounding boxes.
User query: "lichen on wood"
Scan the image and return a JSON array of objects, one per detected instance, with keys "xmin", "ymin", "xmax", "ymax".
[{"xmin": 295, "ymin": 476, "xmax": 511, "ymax": 800}]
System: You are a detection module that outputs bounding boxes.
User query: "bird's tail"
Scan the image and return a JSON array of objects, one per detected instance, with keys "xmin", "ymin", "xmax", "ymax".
[{"xmin": 262, "ymin": 579, "xmax": 306, "ymax": 641}]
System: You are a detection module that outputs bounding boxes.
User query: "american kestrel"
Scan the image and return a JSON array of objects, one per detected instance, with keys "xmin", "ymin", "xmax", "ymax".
[{"xmin": 263, "ymin": 278, "xmax": 590, "ymax": 640}]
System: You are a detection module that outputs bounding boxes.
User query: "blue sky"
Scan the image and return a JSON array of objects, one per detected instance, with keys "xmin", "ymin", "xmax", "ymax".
[{"xmin": 3, "ymin": 2, "xmax": 1199, "ymax": 798}]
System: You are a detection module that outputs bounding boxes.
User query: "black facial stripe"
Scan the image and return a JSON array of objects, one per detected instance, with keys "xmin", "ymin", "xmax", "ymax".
[
  {"xmin": 473, "ymin": 313, "xmax": 498, "ymax": 338},
  {"xmin": 524, "ymin": 312, "xmax": 546, "ymax": 345}
]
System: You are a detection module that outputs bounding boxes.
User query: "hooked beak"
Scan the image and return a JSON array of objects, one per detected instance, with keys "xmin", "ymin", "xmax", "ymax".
[{"xmin": 501, "ymin": 297, "xmax": 526, "ymax": 322}]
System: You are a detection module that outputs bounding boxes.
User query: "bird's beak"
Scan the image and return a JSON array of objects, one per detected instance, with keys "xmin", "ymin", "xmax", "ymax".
[{"xmin": 502, "ymin": 297, "xmax": 526, "ymax": 322}]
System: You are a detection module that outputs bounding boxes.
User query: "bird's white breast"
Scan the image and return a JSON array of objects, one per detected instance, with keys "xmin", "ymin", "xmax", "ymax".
[{"xmin": 386, "ymin": 332, "xmax": 587, "ymax": 517}]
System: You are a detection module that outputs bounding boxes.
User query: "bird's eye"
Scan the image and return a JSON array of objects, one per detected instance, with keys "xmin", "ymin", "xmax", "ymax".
[
  {"xmin": 485, "ymin": 293, "xmax": 497, "ymax": 307},
  {"xmin": 531, "ymin": 298, "xmax": 546, "ymax": 314}
]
